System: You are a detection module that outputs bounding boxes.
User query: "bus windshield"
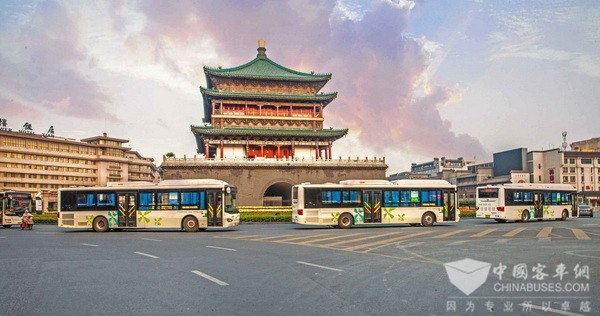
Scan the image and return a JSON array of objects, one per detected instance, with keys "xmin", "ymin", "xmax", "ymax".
[{"xmin": 4, "ymin": 193, "xmax": 33, "ymax": 216}]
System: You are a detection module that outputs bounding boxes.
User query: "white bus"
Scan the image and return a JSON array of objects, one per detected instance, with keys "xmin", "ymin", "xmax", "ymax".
[
  {"xmin": 58, "ymin": 179, "xmax": 239, "ymax": 232},
  {"xmin": 476, "ymin": 183, "xmax": 577, "ymax": 222},
  {"xmin": 292, "ymin": 179, "xmax": 458, "ymax": 228},
  {"xmin": 1, "ymin": 191, "xmax": 33, "ymax": 228}
]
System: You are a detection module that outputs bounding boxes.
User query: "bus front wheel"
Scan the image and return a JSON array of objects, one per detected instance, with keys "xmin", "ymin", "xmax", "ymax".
[
  {"xmin": 92, "ymin": 216, "xmax": 109, "ymax": 232},
  {"xmin": 183, "ymin": 216, "xmax": 199, "ymax": 232},
  {"xmin": 521, "ymin": 210, "xmax": 530, "ymax": 222},
  {"xmin": 421, "ymin": 212, "xmax": 436, "ymax": 227},
  {"xmin": 561, "ymin": 210, "xmax": 568, "ymax": 221},
  {"xmin": 338, "ymin": 213, "xmax": 353, "ymax": 229}
]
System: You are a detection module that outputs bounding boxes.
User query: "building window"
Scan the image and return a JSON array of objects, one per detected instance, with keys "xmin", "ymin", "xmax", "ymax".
[
  {"xmin": 538, "ymin": 163, "xmax": 541, "ymax": 170},
  {"xmin": 563, "ymin": 176, "xmax": 569, "ymax": 182},
  {"xmin": 570, "ymin": 167, "xmax": 575, "ymax": 173},
  {"xmin": 570, "ymin": 176, "xmax": 576, "ymax": 182},
  {"xmin": 581, "ymin": 158, "xmax": 592, "ymax": 164},
  {"xmin": 539, "ymin": 175, "xmax": 542, "ymax": 182},
  {"xmin": 570, "ymin": 158, "xmax": 575, "ymax": 164},
  {"xmin": 563, "ymin": 167, "xmax": 568, "ymax": 173}
]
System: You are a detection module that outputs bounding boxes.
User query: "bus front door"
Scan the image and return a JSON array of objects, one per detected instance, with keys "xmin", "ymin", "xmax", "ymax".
[
  {"xmin": 207, "ymin": 191, "xmax": 223, "ymax": 227},
  {"xmin": 363, "ymin": 191, "xmax": 382, "ymax": 223},
  {"xmin": 118, "ymin": 193, "xmax": 137, "ymax": 227},
  {"xmin": 443, "ymin": 191, "xmax": 456, "ymax": 221},
  {"xmin": 533, "ymin": 192, "xmax": 544, "ymax": 219}
]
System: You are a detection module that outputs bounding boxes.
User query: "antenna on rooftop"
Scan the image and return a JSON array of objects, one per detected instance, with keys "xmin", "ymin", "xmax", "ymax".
[{"xmin": 561, "ymin": 131, "xmax": 568, "ymax": 151}]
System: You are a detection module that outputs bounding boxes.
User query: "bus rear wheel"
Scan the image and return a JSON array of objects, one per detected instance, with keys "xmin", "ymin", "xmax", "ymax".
[
  {"xmin": 421, "ymin": 212, "xmax": 436, "ymax": 227},
  {"xmin": 338, "ymin": 213, "xmax": 353, "ymax": 229},
  {"xmin": 3, "ymin": 225, "xmax": 12, "ymax": 228},
  {"xmin": 183, "ymin": 216, "xmax": 199, "ymax": 232},
  {"xmin": 561, "ymin": 210, "xmax": 568, "ymax": 221},
  {"xmin": 92, "ymin": 216, "xmax": 109, "ymax": 232},
  {"xmin": 521, "ymin": 210, "xmax": 530, "ymax": 222}
]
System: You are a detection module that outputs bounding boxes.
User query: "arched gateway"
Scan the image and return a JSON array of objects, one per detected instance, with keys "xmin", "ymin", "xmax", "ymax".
[{"xmin": 161, "ymin": 41, "xmax": 387, "ymax": 206}]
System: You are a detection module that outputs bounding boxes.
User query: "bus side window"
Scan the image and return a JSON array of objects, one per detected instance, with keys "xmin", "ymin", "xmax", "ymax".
[
  {"xmin": 139, "ymin": 192, "xmax": 155, "ymax": 210},
  {"xmin": 383, "ymin": 191, "xmax": 399, "ymax": 207},
  {"xmin": 304, "ymin": 189, "xmax": 320, "ymax": 208}
]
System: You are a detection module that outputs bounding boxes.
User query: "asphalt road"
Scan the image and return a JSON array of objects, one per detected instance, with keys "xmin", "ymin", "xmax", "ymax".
[{"xmin": 1, "ymin": 217, "xmax": 599, "ymax": 315}]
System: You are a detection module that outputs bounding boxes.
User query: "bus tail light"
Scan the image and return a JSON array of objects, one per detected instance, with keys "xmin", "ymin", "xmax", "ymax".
[
  {"xmin": 297, "ymin": 209, "xmax": 303, "ymax": 215},
  {"xmin": 496, "ymin": 207, "xmax": 505, "ymax": 212},
  {"xmin": 476, "ymin": 206, "xmax": 479, "ymax": 210}
]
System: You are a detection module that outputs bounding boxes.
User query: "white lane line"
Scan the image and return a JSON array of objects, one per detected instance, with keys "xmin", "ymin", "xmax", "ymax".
[
  {"xmin": 134, "ymin": 251, "xmax": 159, "ymax": 259},
  {"xmin": 191, "ymin": 270, "xmax": 229, "ymax": 286},
  {"xmin": 297, "ymin": 261, "xmax": 343, "ymax": 272},
  {"xmin": 80, "ymin": 243, "xmax": 99, "ymax": 247},
  {"xmin": 494, "ymin": 239, "xmax": 510, "ymax": 244},
  {"xmin": 0, "ymin": 236, "xmax": 6, "ymax": 239},
  {"xmin": 141, "ymin": 238, "xmax": 162, "ymax": 242},
  {"xmin": 206, "ymin": 245, "xmax": 237, "ymax": 252},
  {"xmin": 402, "ymin": 241, "xmax": 425, "ymax": 248},
  {"xmin": 537, "ymin": 237, "xmax": 551, "ymax": 242},
  {"xmin": 582, "ymin": 223, "xmax": 598, "ymax": 226},
  {"xmin": 448, "ymin": 240, "xmax": 469, "ymax": 246}
]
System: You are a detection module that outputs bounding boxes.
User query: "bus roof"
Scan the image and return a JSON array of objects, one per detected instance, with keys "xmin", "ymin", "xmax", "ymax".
[
  {"xmin": 477, "ymin": 183, "xmax": 576, "ymax": 191},
  {"xmin": 59, "ymin": 179, "xmax": 231, "ymax": 192},
  {"xmin": 294, "ymin": 179, "xmax": 455, "ymax": 189}
]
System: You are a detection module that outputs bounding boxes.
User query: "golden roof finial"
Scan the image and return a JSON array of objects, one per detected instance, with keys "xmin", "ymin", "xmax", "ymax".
[{"xmin": 258, "ymin": 39, "xmax": 266, "ymax": 48}]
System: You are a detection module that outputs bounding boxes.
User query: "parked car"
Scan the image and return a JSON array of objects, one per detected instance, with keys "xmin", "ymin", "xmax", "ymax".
[{"xmin": 578, "ymin": 205, "xmax": 593, "ymax": 217}]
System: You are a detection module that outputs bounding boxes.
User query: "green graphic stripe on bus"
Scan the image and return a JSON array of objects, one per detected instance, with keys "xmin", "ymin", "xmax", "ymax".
[
  {"xmin": 331, "ymin": 212, "xmax": 340, "ymax": 223},
  {"xmin": 138, "ymin": 210, "xmax": 151, "ymax": 224},
  {"xmin": 353, "ymin": 208, "xmax": 364, "ymax": 224},
  {"xmin": 108, "ymin": 211, "xmax": 118, "ymax": 227},
  {"xmin": 85, "ymin": 215, "xmax": 93, "ymax": 226}
]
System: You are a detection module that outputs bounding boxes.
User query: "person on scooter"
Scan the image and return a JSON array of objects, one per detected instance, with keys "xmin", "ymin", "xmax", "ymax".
[{"xmin": 21, "ymin": 209, "xmax": 33, "ymax": 230}]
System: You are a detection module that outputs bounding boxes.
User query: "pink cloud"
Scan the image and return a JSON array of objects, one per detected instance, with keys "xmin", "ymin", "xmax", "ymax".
[
  {"xmin": 0, "ymin": 0, "xmax": 117, "ymax": 121},
  {"xmin": 128, "ymin": 0, "xmax": 487, "ymax": 160}
]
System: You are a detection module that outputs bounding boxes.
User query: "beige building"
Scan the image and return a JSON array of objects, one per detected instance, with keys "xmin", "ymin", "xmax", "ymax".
[{"xmin": 0, "ymin": 129, "xmax": 159, "ymax": 211}]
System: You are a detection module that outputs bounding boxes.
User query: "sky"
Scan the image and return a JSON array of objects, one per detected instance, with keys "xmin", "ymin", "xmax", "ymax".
[{"xmin": 1, "ymin": 0, "xmax": 599, "ymax": 175}]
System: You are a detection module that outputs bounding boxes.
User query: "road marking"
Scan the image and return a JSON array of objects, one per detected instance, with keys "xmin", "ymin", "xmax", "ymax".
[
  {"xmin": 519, "ymin": 302, "xmax": 584, "ymax": 316},
  {"xmin": 494, "ymin": 239, "xmax": 509, "ymax": 244},
  {"xmin": 433, "ymin": 229, "xmax": 466, "ymax": 239},
  {"xmin": 346, "ymin": 231, "xmax": 434, "ymax": 252},
  {"xmin": 448, "ymin": 240, "xmax": 469, "ymax": 246},
  {"xmin": 538, "ymin": 237, "xmax": 551, "ymax": 242},
  {"xmin": 275, "ymin": 234, "xmax": 334, "ymax": 243},
  {"xmin": 582, "ymin": 223, "xmax": 598, "ymax": 226},
  {"xmin": 571, "ymin": 229, "xmax": 591, "ymax": 240},
  {"xmin": 297, "ymin": 233, "xmax": 366, "ymax": 244},
  {"xmin": 0, "ymin": 236, "xmax": 6, "ymax": 239},
  {"xmin": 503, "ymin": 227, "xmax": 527, "ymax": 237},
  {"xmin": 325, "ymin": 232, "xmax": 402, "ymax": 247},
  {"xmin": 471, "ymin": 229, "xmax": 497, "ymax": 238},
  {"xmin": 134, "ymin": 252, "xmax": 159, "ymax": 259},
  {"xmin": 80, "ymin": 243, "xmax": 99, "ymax": 247},
  {"xmin": 223, "ymin": 235, "xmax": 261, "ymax": 239},
  {"xmin": 206, "ymin": 245, "xmax": 237, "ymax": 252},
  {"xmin": 401, "ymin": 241, "xmax": 425, "ymax": 248},
  {"xmin": 141, "ymin": 238, "xmax": 162, "ymax": 242},
  {"xmin": 297, "ymin": 261, "xmax": 343, "ymax": 272},
  {"xmin": 247, "ymin": 234, "xmax": 296, "ymax": 241},
  {"xmin": 536, "ymin": 227, "xmax": 552, "ymax": 238},
  {"xmin": 191, "ymin": 270, "xmax": 229, "ymax": 286}
]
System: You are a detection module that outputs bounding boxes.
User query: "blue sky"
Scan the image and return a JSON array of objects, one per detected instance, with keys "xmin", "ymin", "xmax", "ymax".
[{"xmin": 1, "ymin": 0, "xmax": 598, "ymax": 174}]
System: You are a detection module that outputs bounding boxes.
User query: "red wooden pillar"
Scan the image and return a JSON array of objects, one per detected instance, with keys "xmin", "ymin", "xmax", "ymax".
[
  {"xmin": 205, "ymin": 142, "xmax": 210, "ymax": 159},
  {"xmin": 315, "ymin": 141, "xmax": 319, "ymax": 159},
  {"xmin": 245, "ymin": 140, "xmax": 249, "ymax": 158},
  {"xmin": 277, "ymin": 145, "xmax": 281, "ymax": 159},
  {"xmin": 328, "ymin": 144, "xmax": 332, "ymax": 161},
  {"xmin": 291, "ymin": 141, "xmax": 295, "ymax": 159},
  {"xmin": 260, "ymin": 144, "xmax": 264, "ymax": 157},
  {"xmin": 219, "ymin": 140, "xmax": 224, "ymax": 159}
]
